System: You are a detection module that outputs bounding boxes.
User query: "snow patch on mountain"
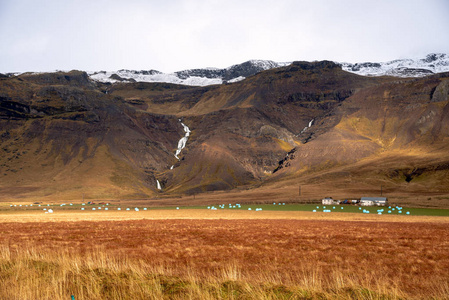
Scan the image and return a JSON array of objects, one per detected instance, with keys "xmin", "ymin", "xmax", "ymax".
[
  {"xmin": 228, "ymin": 76, "xmax": 246, "ymax": 83},
  {"xmin": 87, "ymin": 54, "xmax": 449, "ymax": 86},
  {"xmin": 89, "ymin": 70, "xmax": 223, "ymax": 86},
  {"xmin": 88, "ymin": 60, "xmax": 290, "ymax": 87},
  {"xmin": 340, "ymin": 53, "xmax": 449, "ymax": 77}
]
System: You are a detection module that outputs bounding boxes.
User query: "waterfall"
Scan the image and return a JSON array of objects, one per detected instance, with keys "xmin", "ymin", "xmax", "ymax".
[
  {"xmin": 300, "ymin": 119, "xmax": 314, "ymax": 135},
  {"xmin": 174, "ymin": 120, "xmax": 191, "ymax": 160}
]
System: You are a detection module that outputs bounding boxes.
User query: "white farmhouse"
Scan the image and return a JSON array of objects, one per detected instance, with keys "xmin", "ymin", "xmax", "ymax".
[
  {"xmin": 322, "ymin": 197, "xmax": 334, "ymax": 205},
  {"xmin": 360, "ymin": 200, "xmax": 374, "ymax": 206},
  {"xmin": 360, "ymin": 197, "xmax": 388, "ymax": 206}
]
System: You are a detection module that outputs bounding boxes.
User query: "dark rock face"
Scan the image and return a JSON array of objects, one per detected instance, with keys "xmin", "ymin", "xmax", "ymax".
[
  {"xmin": 109, "ymin": 73, "xmax": 137, "ymax": 83},
  {"xmin": 431, "ymin": 79, "xmax": 449, "ymax": 102},
  {"xmin": 288, "ymin": 60, "xmax": 340, "ymax": 71},
  {"xmin": 273, "ymin": 148, "xmax": 297, "ymax": 173},
  {"xmin": 223, "ymin": 60, "xmax": 281, "ymax": 80},
  {"xmin": 392, "ymin": 68, "xmax": 434, "ymax": 77},
  {"xmin": 348, "ymin": 62, "xmax": 382, "ymax": 71},
  {"xmin": 109, "ymin": 74, "xmax": 126, "ymax": 81},
  {"xmin": 424, "ymin": 53, "xmax": 447, "ymax": 63},
  {"xmin": 279, "ymin": 90, "xmax": 353, "ymax": 106},
  {"xmin": 20, "ymin": 71, "xmax": 94, "ymax": 87},
  {"xmin": 175, "ymin": 68, "xmax": 224, "ymax": 80},
  {"xmin": 117, "ymin": 69, "xmax": 162, "ymax": 75},
  {"xmin": 0, "ymin": 97, "xmax": 33, "ymax": 119},
  {"xmin": 175, "ymin": 60, "xmax": 283, "ymax": 81}
]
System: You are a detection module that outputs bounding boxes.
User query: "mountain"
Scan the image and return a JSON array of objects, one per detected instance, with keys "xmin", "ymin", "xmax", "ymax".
[
  {"xmin": 88, "ymin": 60, "xmax": 290, "ymax": 86},
  {"xmin": 0, "ymin": 71, "xmax": 185, "ymax": 199},
  {"xmin": 1, "ymin": 60, "xmax": 449, "ymax": 206},
  {"xmin": 86, "ymin": 54, "xmax": 449, "ymax": 88},
  {"xmin": 341, "ymin": 53, "xmax": 449, "ymax": 77}
]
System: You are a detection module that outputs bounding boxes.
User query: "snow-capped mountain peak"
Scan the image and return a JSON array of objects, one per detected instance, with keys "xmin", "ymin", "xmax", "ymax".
[
  {"xmin": 88, "ymin": 60, "xmax": 290, "ymax": 87},
  {"xmin": 86, "ymin": 54, "xmax": 449, "ymax": 87},
  {"xmin": 340, "ymin": 53, "xmax": 449, "ymax": 77}
]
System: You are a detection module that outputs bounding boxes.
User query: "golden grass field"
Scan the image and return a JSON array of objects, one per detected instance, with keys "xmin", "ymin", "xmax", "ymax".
[{"xmin": 1, "ymin": 209, "xmax": 449, "ymax": 299}]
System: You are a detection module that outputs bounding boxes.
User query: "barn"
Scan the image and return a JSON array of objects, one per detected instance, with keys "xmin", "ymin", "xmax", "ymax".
[
  {"xmin": 322, "ymin": 197, "xmax": 340, "ymax": 205},
  {"xmin": 322, "ymin": 197, "xmax": 334, "ymax": 205},
  {"xmin": 360, "ymin": 197, "xmax": 388, "ymax": 206}
]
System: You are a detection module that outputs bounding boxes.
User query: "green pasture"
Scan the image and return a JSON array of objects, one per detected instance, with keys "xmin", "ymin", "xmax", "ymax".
[
  {"xmin": 1, "ymin": 202, "xmax": 448, "ymax": 217},
  {"xmin": 199, "ymin": 203, "xmax": 449, "ymax": 216}
]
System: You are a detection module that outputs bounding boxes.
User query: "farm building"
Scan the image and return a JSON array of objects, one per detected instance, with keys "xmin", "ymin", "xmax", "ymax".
[
  {"xmin": 360, "ymin": 199, "xmax": 374, "ymax": 206},
  {"xmin": 322, "ymin": 197, "xmax": 340, "ymax": 205},
  {"xmin": 360, "ymin": 197, "xmax": 388, "ymax": 206},
  {"xmin": 322, "ymin": 197, "xmax": 333, "ymax": 205}
]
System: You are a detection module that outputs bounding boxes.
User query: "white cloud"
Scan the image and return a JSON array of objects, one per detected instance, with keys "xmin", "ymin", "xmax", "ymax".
[{"xmin": 0, "ymin": 0, "xmax": 448, "ymax": 73}]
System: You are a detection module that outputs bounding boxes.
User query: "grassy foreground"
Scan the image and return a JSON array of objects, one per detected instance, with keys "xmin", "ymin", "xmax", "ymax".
[
  {"xmin": 0, "ymin": 246, "xmax": 416, "ymax": 300},
  {"xmin": 1, "ymin": 250, "xmax": 430, "ymax": 300},
  {"xmin": 1, "ymin": 217, "xmax": 449, "ymax": 299}
]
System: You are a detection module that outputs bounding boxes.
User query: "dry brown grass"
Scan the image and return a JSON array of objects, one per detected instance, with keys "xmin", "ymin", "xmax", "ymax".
[
  {"xmin": 1, "ymin": 209, "xmax": 448, "ymax": 224},
  {"xmin": 1, "ymin": 214, "xmax": 449, "ymax": 299}
]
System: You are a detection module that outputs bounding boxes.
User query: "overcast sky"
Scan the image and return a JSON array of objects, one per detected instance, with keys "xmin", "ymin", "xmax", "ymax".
[{"xmin": 1, "ymin": 0, "xmax": 448, "ymax": 73}]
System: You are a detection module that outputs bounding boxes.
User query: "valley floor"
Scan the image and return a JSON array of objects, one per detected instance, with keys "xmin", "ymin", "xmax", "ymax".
[{"xmin": 1, "ymin": 209, "xmax": 448, "ymax": 299}]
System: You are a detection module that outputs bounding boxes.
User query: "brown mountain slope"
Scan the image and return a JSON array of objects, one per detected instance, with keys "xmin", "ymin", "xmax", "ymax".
[
  {"xmin": 1, "ymin": 64, "xmax": 448, "ymax": 204},
  {"xmin": 135, "ymin": 62, "xmax": 397, "ymax": 194},
  {"xmin": 0, "ymin": 71, "xmax": 184, "ymax": 201},
  {"xmin": 271, "ymin": 73, "xmax": 449, "ymax": 202}
]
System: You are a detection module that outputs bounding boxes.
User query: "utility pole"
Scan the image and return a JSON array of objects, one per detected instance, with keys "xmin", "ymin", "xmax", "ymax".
[{"xmin": 381, "ymin": 185, "xmax": 383, "ymax": 196}]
